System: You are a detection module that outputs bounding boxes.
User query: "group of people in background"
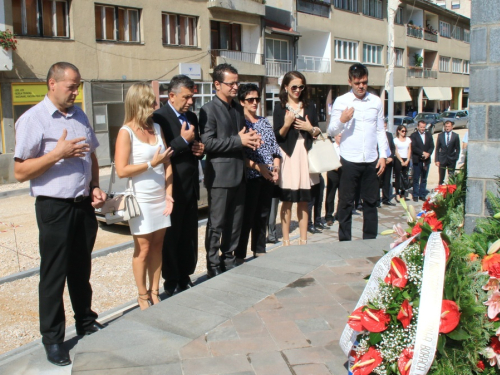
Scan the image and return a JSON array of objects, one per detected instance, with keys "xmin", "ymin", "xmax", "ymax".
[{"xmin": 13, "ymin": 60, "xmax": 463, "ymax": 367}]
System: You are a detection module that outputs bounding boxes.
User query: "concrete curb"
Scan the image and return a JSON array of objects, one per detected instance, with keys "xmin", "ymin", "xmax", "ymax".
[
  {"xmin": 0, "ymin": 188, "xmax": 30, "ymax": 199},
  {"xmin": 0, "ymin": 241, "xmax": 134, "ymax": 285}
]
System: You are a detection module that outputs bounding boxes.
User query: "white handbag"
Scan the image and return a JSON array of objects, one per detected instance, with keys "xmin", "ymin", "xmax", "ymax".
[
  {"xmin": 99, "ymin": 164, "xmax": 141, "ymax": 225},
  {"xmin": 308, "ymin": 133, "xmax": 341, "ymax": 173}
]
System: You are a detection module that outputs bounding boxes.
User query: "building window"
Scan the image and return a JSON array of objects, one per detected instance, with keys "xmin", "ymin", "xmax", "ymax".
[
  {"xmin": 451, "ymin": 1, "xmax": 460, "ymax": 9},
  {"xmin": 265, "ymin": 39, "xmax": 289, "ymax": 61},
  {"xmin": 463, "ymin": 60, "xmax": 469, "ymax": 74},
  {"xmin": 395, "ymin": 7, "xmax": 404, "ymax": 25},
  {"xmin": 162, "ymin": 13, "xmax": 197, "ymax": 47},
  {"xmin": 95, "ymin": 4, "xmax": 140, "ymax": 42},
  {"xmin": 395, "ymin": 48, "xmax": 404, "ymax": 66},
  {"xmin": 13, "ymin": 0, "xmax": 69, "ymax": 37},
  {"xmin": 464, "ymin": 29, "xmax": 470, "ymax": 43},
  {"xmin": 335, "ymin": 39, "xmax": 358, "ymax": 62},
  {"xmin": 439, "ymin": 21, "xmax": 450, "ymax": 38},
  {"xmin": 363, "ymin": 43, "xmax": 382, "ymax": 65},
  {"xmin": 334, "ymin": 0, "xmax": 358, "ymax": 12},
  {"xmin": 210, "ymin": 21, "xmax": 241, "ymax": 51},
  {"xmin": 452, "ymin": 58, "xmax": 462, "ymax": 73},
  {"xmin": 362, "ymin": 0, "xmax": 382, "ymax": 19},
  {"xmin": 451, "ymin": 25, "xmax": 462, "ymax": 40},
  {"xmin": 439, "ymin": 56, "xmax": 450, "ymax": 72}
]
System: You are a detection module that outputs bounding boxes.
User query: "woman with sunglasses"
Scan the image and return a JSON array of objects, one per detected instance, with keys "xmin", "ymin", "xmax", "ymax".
[
  {"xmin": 273, "ymin": 71, "xmax": 321, "ymax": 246},
  {"xmin": 394, "ymin": 125, "xmax": 412, "ymax": 202},
  {"xmin": 234, "ymin": 84, "xmax": 281, "ymax": 262}
]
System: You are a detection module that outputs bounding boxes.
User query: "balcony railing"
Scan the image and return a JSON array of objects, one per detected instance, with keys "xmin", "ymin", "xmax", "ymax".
[
  {"xmin": 407, "ymin": 25, "xmax": 423, "ymax": 39},
  {"xmin": 407, "ymin": 67, "xmax": 423, "ymax": 78},
  {"xmin": 424, "ymin": 69, "xmax": 438, "ymax": 79},
  {"xmin": 424, "ymin": 30, "xmax": 438, "ymax": 42},
  {"xmin": 209, "ymin": 50, "xmax": 264, "ymax": 68},
  {"xmin": 266, "ymin": 59, "xmax": 293, "ymax": 77},
  {"xmin": 297, "ymin": 55, "xmax": 331, "ymax": 73}
]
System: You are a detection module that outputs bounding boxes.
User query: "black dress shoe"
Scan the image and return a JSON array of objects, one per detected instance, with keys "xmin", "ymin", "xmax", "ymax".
[
  {"xmin": 163, "ymin": 280, "xmax": 178, "ymax": 297},
  {"xmin": 382, "ymin": 201, "xmax": 396, "ymax": 206},
  {"xmin": 413, "ymin": 197, "xmax": 419, "ymax": 202},
  {"xmin": 177, "ymin": 281, "xmax": 194, "ymax": 292},
  {"xmin": 308, "ymin": 224, "xmax": 321, "ymax": 234},
  {"xmin": 207, "ymin": 266, "xmax": 223, "ymax": 279},
  {"xmin": 44, "ymin": 343, "xmax": 71, "ymax": 366},
  {"xmin": 326, "ymin": 219, "xmax": 334, "ymax": 226},
  {"xmin": 76, "ymin": 321, "xmax": 105, "ymax": 336},
  {"xmin": 315, "ymin": 223, "xmax": 330, "ymax": 230},
  {"xmin": 419, "ymin": 196, "xmax": 427, "ymax": 201},
  {"xmin": 266, "ymin": 238, "xmax": 278, "ymax": 244}
]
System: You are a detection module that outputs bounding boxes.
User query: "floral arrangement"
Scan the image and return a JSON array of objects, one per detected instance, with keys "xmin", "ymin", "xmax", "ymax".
[
  {"xmin": 0, "ymin": 29, "xmax": 17, "ymax": 51},
  {"xmin": 345, "ymin": 169, "xmax": 500, "ymax": 375}
]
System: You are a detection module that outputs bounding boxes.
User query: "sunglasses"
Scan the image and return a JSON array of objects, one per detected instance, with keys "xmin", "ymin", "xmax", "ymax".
[
  {"xmin": 221, "ymin": 81, "xmax": 240, "ymax": 87},
  {"xmin": 290, "ymin": 85, "xmax": 305, "ymax": 91},
  {"xmin": 400, "ymin": 130, "xmax": 407, "ymax": 133},
  {"xmin": 244, "ymin": 97, "xmax": 261, "ymax": 104}
]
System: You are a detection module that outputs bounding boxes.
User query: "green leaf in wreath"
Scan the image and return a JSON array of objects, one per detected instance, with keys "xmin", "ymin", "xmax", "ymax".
[
  {"xmin": 446, "ymin": 326, "xmax": 470, "ymax": 341},
  {"xmin": 437, "ymin": 334, "xmax": 447, "ymax": 356},
  {"xmin": 368, "ymin": 332, "xmax": 382, "ymax": 345}
]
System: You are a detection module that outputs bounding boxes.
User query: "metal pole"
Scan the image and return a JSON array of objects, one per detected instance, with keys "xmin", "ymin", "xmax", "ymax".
[{"xmin": 387, "ymin": 0, "xmax": 401, "ymax": 134}]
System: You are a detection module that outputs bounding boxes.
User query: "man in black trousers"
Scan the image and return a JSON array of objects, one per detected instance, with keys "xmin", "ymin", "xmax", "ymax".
[
  {"xmin": 325, "ymin": 133, "xmax": 342, "ymax": 225},
  {"xmin": 199, "ymin": 64, "xmax": 261, "ymax": 278},
  {"xmin": 153, "ymin": 75, "xmax": 204, "ymax": 296},
  {"xmin": 327, "ymin": 63, "xmax": 389, "ymax": 241},
  {"xmin": 410, "ymin": 120, "xmax": 435, "ymax": 201},
  {"xmin": 435, "ymin": 120, "xmax": 460, "ymax": 185},
  {"xmin": 378, "ymin": 120, "xmax": 396, "ymax": 206}
]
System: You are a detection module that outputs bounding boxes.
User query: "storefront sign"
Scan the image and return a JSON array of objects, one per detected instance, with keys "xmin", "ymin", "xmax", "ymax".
[
  {"xmin": 12, "ymin": 83, "xmax": 83, "ymax": 104},
  {"xmin": 179, "ymin": 63, "xmax": 202, "ymax": 80}
]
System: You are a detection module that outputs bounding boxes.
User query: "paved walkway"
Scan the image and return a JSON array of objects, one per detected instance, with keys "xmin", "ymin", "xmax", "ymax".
[{"xmin": 0, "ymin": 202, "xmax": 416, "ymax": 374}]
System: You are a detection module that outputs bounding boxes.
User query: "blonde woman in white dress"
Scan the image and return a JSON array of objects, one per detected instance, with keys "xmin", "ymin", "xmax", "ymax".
[{"xmin": 115, "ymin": 83, "xmax": 174, "ymax": 310}]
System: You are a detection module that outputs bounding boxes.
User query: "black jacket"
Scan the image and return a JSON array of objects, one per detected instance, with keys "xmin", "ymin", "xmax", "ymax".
[
  {"xmin": 199, "ymin": 96, "xmax": 245, "ymax": 189},
  {"xmin": 434, "ymin": 131, "xmax": 460, "ymax": 165},
  {"xmin": 386, "ymin": 131, "xmax": 396, "ymax": 159},
  {"xmin": 410, "ymin": 131, "xmax": 435, "ymax": 165},
  {"xmin": 153, "ymin": 103, "xmax": 200, "ymax": 201},
  {"xmin": 273, "ymin": 101, "xmax": 317, "ymax": 157}
]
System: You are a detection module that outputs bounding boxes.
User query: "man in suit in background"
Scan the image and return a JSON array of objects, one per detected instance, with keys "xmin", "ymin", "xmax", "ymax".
[
  {"xmin": 153, "ymin": 75, "xmax": 204, "ymax": 296},
  {"xmin": 410, "ymin": 120, "xmax": 435, "ymax": 201},
  {"xmin": 435, "ymin": 120, "xmax": 460, "ymax": 185},
  {"xmin": 378, "ymin": 120, "xmax": 396, "ymax": 206},
  {"xmin": 199, "ymin": 64, "xmax": 261, "ymax": 278}
]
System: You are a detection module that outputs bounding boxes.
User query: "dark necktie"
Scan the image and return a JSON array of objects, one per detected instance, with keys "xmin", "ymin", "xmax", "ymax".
[
  {"xmin": 446, "ymin": 132, "xmax": 450, "ymax": 145},
  {"xmin": 179, "ymin": 114, "xmax": 189, "ymax": 128}
]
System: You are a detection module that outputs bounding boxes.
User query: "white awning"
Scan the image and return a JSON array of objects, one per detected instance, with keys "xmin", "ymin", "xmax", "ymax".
[
  {"xmin": 423, "ymin": 87, "xmax": 443, "ymax": 100},
  {"xmin": 439, "ymin": 87, "xmax": 452, "ymax": 100},
  {"xmin": 389, "ymin": 86, "xmax": 412, "ymax": 102}
]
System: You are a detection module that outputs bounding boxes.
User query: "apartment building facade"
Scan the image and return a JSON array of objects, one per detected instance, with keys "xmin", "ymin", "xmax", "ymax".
[{"xmin": 0, "ymin": 0, "xmax": 469, "ymax": 182}]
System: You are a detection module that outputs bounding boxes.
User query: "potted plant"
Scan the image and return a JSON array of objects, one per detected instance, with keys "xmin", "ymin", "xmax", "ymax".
[
  {"xmin": 414, "ymin": 53, "xmax": 423, "ymax": 67},
  {"xmin": 0, "ymin": 30, "xmax": 17, "ymax": 51}
]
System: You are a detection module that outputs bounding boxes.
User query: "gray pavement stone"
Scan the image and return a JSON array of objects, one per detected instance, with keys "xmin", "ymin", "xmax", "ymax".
[
  {"xmin": 295, "ymin": 318, "xmax": 331, "ymax": 333},
  {"xmin": 488, "ymin": 105, "xmax": 500, "ymax": 140},
  {"xmin": 490, "ymin": 27, "xmax": 500, "ymax": 63},
  {"xmin": 471, "ymin": 27, "xmax": 488, "ymax": 63},
  {"xmin": 469, "ymin": 105, "xmax": 487, "ymax": 141},
  {"xmin": 207, "ymin": 325, "xmax": 239, "ymax": 342},
  {"xmin": 230, "ymin": 263, "xmax": 306, "ymax": 284},
  {"xmin": 182, "ymin": 354, "xmax": 253, "ymax": 375},
  {"xmin": 166, "ymin": 289, "xmax": 241, "ymax": 319}
]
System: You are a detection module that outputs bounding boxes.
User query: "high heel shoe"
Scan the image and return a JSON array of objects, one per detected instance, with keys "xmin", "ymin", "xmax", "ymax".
[
  {"xmin": 137, "ymin": 292, "xmax": 151, "ymax": 310},
  {"xmin": 299, "ymin": 239, "xmax": 307, "ymax": 245},
  {"xmin": 149, "ymin": 289, "xmax": 161, "ymax": 305},
  {"xmin": 282, "ymin": 240, "xmax": 290, "ymax": 247}
]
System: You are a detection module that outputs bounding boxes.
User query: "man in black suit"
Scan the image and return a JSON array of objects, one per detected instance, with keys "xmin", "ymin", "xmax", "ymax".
[
  {"xmin": 435, "ymin": 120, "xmax": 460, "ymax": 185},
  {"xmin": 153, "ymin": 75, "xmax": 204, "ymax": 296},
  {"xmin": 378, "ymin": 120, "xmax": 396, "ymax": 206},
  {"xmin": 410, "ymin": 120, "xmax": 435, "ymax": 201},
  {"xmin": 199, "ymin": 64, "xmax": 261, "ymax": 278}
]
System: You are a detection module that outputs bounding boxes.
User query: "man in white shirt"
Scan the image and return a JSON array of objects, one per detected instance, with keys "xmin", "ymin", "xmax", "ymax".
[{"xmin": 328, "ymin": 63, "xmax": 389, "ymax": 241}]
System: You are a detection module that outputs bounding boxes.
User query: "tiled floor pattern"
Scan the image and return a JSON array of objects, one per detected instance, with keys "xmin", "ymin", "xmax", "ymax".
[{"xmin": 179, "ymin": 257, "xmax": 380, "ymax": 375}]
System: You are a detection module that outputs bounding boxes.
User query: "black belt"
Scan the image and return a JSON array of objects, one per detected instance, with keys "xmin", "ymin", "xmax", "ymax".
[{"xmin": 38, "ymin": 195, "xmax": 89, "ymax": 203}]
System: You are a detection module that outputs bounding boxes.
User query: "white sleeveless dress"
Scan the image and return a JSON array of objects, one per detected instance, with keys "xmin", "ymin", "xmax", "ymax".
[{"xmin": 121, "ymin": 124, "xmax": 171, "ymax": 235}]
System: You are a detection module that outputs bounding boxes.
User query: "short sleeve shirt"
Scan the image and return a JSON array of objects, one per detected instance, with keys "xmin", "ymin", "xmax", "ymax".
[{"xmin": 14, "ymin": 95, "xmax": 99, "ymax": 198}]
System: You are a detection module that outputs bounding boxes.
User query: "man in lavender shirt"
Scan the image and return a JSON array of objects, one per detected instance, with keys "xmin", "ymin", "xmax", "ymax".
[{"xmin": 14, "ymin": 62, "xmax": 107, "ymax": 366}]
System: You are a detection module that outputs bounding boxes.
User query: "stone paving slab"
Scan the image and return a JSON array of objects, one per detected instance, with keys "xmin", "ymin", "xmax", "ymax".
[{"xmin": 0, "ymin": 200, "xmax": 415, "ymax": 374}]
